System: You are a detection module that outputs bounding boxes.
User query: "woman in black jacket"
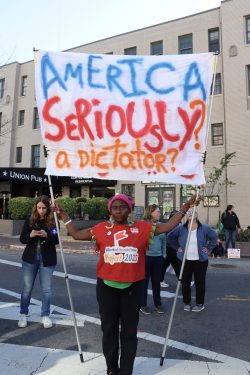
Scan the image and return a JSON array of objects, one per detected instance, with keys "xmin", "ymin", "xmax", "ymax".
[{"xmin": 18, "ymin": 195, "xmax": 59, "ymax": 329}]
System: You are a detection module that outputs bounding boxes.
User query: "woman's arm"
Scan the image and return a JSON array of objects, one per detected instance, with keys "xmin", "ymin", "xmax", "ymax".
[
  {"xmin": 53, "ymin": 204, "xmax": 92, "ymax": 241},
  {"xmin": 155, "ymin": 195, "xmax": 200, "ymax": 235}
]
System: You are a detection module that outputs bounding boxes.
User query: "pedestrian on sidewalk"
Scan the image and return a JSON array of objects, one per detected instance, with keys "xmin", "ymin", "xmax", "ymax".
[
  {"xmin": 18, "ymin": 195, "xmax": 59, "ymax": 329},
  {"xmin": 140, "ymin": 204, "xmax": 166, "ymax": 315},
  {"xmin": 167, "ymin": 209, "xmax": 217, "ymax": 313},
  {"xmin": 221, "ymin": 204, "xmax": 241, "ymax": 255},
  {"xmin": 55, "ymin": 193, "xmax": 200, "ymax": 375}
]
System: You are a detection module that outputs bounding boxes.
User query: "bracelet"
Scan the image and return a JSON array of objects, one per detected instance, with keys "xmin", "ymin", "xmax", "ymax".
[{"xmin": 64, "ymin": 219, "xmax": 72, "ymax": 225}]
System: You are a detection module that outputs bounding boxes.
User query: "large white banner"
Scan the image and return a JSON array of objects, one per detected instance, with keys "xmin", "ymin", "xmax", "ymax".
[{"xmin": 35, "ymin": 50, "xmax": 214, "ymax": 185}]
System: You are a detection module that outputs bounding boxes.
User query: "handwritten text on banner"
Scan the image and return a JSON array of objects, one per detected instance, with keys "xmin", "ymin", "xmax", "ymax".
[{"xmin": 34, "ymin": 51, "xmax": 214, "ymax": 184}]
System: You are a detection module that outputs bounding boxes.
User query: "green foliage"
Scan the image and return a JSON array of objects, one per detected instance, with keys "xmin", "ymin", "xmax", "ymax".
[
  {"xmin": 219, "ymin": 228, "xmax": 250, "ymax": 242},
  {"xmin": 236, "ymin": 228, "xmax": 250, "ymax": 242},
  {"xmin": 83, "ymin": 197, "xmax": 109, "ymax": 219},
  {"xmin": 8, "ymin": 197, "xmax": 35, "ymax": 219},
  {"xmin": 74, "ymin": 197, "xmax": 87, "ymax": 218},
  {"xmin": 204, "ymin": 152, "xmax": 236, "ymax": 196},
  {"xmin": 56, "ymin": 196, "xmax": 77, "ymax": 216}
]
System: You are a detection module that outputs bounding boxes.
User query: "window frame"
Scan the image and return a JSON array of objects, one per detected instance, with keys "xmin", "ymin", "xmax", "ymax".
[
  {"xmin": 247, "ymin": 65, "xmax": 250, "ymax": 96},
  {"xmin": 150, "ymin": 40, "xmax": 163, "ymax": 55},
  {"xmin": 214, "ymin": 73, "xmax": 222, "ymax": 95},
  {"xmin": 21, "ymin": 75, "xmax": 27, "ymax": 96},
  {"xmin": 18, "ymin": 110, "xmax": 25, "ymax": 127},
  {"xmin": 0, "ymin": 112, "xmax": 2, "ymax": 134},
  {"xmin": 178, "ymin": 34, "xmax": 193, "ymax": 54},
  {"xmin": 246, "ymin": 16, "xmax": 250, "ymax": 44},
  {"xmin": 211, "ymin": 123, "xmax": 224, "ymax": 146},
  {"xmin": 31, "ymin": 144, "xmax": 40, "ymax": 167},
  {"xmin": 208, "ymin": 28, "xmax": 220, "ymax": 53},
  {"xmin": 16, "ymin": 147, "xmax": 22, "ymax": 163},
  {"xmin": 33, "ymin": 107, "xmax": 40, "ymax": 129},
  {"xmin": 124, "ymin": 46, "xmax": 137, "ymax": 55},
  {"xmin": 0, "ymin": 78, "xmax": 5, "ymax": 99}
]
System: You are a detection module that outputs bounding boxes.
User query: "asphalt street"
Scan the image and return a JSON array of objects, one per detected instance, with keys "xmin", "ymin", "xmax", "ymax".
[{"xmin": 0, "ymin": 248, "xmax": 249, "ymax": 375}]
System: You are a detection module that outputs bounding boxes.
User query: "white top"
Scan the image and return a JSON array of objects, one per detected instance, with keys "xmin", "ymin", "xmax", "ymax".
[{"xmin": 186, "ymin": 229, "xmax": 199, "ymax": 260}]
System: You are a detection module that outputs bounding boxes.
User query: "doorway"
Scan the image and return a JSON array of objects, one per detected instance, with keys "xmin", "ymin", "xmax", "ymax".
[{"xmin": 145, "ymin": 187, "xmax": 175, "ymax": 219}]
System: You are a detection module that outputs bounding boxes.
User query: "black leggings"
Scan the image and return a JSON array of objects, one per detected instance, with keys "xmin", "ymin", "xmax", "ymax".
[{"xmin": 96, "ymin": 278, "xmax": 142, "ymax": 375}]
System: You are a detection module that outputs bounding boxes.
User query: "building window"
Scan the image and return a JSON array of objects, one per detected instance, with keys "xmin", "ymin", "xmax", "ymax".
[
  {"xmin": 180, "ymin": 185, "xmax": 193, "ymax": 206},
  {"xmin": 121, "ymin": 184, "xmax": 135, "ymax": 198},
  {"xmin": 208, "ymin": 28, "xmax": 220, "ymax": 53},
  {"xmin": 211, "ymin": 123, "xmax": 223, "ymax": 146},
  {"xmin": 33, "ymin": 107, "xmax": 40, "ymax": 129},
  {"xmin": 0, "ymin": 112, "xmax": 2, "ymax": 133},
  {"xmin": 21, "ymin": 75, "xmax": 27, "ymax": 96},
  {"xmin": 31, "ymin": 144, "xmax": 40, "ymax": 167},
  {"xmin": 124, "ymin": 47, "xmax": 137, "ymax": 55},
  {"xmin": 247, "ymin": 65, "xmax": 250, "ymax": 96},
  {"xmin": 150, "ymin": 40, "xmax": 163, "ymax": 55},
  {"xmin": 178, "ymin": 34, "xmax": 193, "ymax": 54},
  {"xmin": 0, "ymin": 78, "xmax": 5, "ymax": 99},
  {"xmin": 246, "ymin": 16, "xmax": 250, "ymax": 44},
  {"xmin": 16, "ymin": 147, "xmax": 22, "ymax": 163},
  {"xmin": 18, "ymin": 110, "xmax": 25, "ymax": 126},
  {"xmin": 106, "ymin": 52, "xmax": 113, "ymax": 54},
  {"xmin": 214, "ymin": 73, "xmax": 222, "ymax": 95}
]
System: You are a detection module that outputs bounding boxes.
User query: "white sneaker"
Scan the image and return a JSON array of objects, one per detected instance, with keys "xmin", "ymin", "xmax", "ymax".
[
  {"xmin": 18, "ymin": 314, "xmax": 27, "ymax": 328},
  {"xmin": 160, "ymin": 282, "xmax": 170, "ymax": 288},
  {"xmin": 41, "ymin": 316, "xmax": 53, "ymax": 328}
]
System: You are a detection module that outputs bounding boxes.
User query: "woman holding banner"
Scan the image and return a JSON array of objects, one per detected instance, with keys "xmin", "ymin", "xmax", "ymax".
[{"xmin": 55, "ymin": 193, "xmax": 200, "ymax": 375}]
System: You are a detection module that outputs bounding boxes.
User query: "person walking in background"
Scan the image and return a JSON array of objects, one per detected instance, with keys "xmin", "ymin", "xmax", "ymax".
[
  {"xmin": 140, "ymin": 204, "xmax": 166, "ymax": 315},
  {"xmin": 167, "ymin": 209, "xmax": 217, "ymax": 313},
  {"xmin": 160, "ymin": 209, "xmax": 181, "ymax": 288},
  {"xmin": 221, "ymin": 205, "xmax": 241, "ymax": 255},
  {"xmin": 55, "ymin": 193, "xmax": 200, "ymax": 375},
  {"xmin": 18, "ymin": 195, "xmax": 59, "ymax": 329}
]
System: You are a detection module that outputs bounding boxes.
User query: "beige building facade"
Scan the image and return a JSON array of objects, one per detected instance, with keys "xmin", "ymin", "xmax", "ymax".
[{"xmin": 0, "ymin": 0, "xmax": 249, "ymax": 226}]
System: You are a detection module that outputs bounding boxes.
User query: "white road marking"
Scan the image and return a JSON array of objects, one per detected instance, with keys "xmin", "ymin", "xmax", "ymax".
[
  {"xmin": 0, "ymin": 287, "xmax": 250, "ymax": 372},
  {"xmin": 0, "ymin": 259, "xmax": 250, "ymax": 375},
  {"xmin": 0, "ymin": 342, "xmax": 249, "ymax": 375}
]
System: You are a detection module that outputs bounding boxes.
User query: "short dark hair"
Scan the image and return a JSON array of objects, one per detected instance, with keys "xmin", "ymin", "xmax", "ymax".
[{"xmin": 227, "ymin": 204, "xmax": 234, "ymax": 211}]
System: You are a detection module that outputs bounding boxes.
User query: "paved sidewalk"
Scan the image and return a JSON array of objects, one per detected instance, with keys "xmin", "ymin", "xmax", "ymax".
[
  {"xmin": 0, "ymin": 234, "xmax": 249, "ymax": 257},
  {"xmin": 0, "ymin": 234, "xmax": 95, "ymax": 254}
]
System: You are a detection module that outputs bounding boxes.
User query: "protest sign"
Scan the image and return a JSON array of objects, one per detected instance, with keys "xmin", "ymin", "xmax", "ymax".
[{"xmin": 35, "ymin": 51, "xmax": 214, "ymax": 184}]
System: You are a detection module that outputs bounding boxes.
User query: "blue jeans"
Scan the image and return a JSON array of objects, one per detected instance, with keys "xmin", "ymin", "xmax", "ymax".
[
  {"xmin": 225, "ymin": 229, "xmax": 236, "ymax": 251},
  {"xmin": 20, "ymin": 253, "xmax": 55, "ymax": 316}
]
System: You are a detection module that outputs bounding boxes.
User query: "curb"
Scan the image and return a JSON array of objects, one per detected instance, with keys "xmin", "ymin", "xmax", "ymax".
[{"xmin": 0, "ymin": 245, "xmax": 96, "ymax": 254}]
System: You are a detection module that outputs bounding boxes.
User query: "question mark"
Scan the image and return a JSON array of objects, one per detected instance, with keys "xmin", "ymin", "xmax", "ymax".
[
  {"xmin": 190, "ymin": 100, "xmax": 206, "ymax": 150},
  {"xmin": 167, "ymin": 148, "xmax": 179, "ymax": 172}
]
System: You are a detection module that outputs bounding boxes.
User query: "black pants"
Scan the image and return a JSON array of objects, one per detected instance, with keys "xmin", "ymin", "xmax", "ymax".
[
  {"xmin": 161, "ymin": 246, "xmax": 181, "ymax": 280},
  {"xmin": 180, "ymin": 260, "xmax": 208, "ymax": 305},
  {"xmin": 96, "ymin": 278, "xmax": 142, "ymax": 375},
  {"xmin": 141, "ymin": 255, "xmax": 164, "ymax": 307}
]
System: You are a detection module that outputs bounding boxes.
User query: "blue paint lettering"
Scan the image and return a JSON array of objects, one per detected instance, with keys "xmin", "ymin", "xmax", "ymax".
[
  {"xmin": 145, "ymin": 62, "xmax": 176, "ymax": 94},
  {"xmin": 88, "ymin": 55, "xmax": 105, "ymax": 89},
  {"xmin": 117, "ymin": 58, "xmax": 147, "ymax": 97},
  {"xmin": 41, "ymin": 53, "xmax": 67, "ymax": 100},
  {"xmin": 183, "ymin": 62, "xmax": 206, "ymax": 101},
  {"xmin": 64, "ymin": 63, "xmax": 83, "ymax": 88}
]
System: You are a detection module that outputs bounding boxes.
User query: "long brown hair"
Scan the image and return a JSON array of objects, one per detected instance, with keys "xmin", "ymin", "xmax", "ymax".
[
  {"xmin": 144, "ymin": 204, "xmax": 159, "ymax": 220},
  {"xmin": 29, "ymin": 195, "xmax": 55, "ymax": 229}
]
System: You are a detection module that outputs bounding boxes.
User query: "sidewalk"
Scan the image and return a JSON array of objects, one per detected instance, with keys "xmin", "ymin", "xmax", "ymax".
[
  {"xmin": 0, "ymin": 234, "xmax": 249, "ymax": 257},
  {"xmin": 0, "ymin": 234, "xmax": 96, "ymax": 254}
]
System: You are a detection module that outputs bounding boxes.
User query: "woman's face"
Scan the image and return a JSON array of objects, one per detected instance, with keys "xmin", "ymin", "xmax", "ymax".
[
  {"xmin": 151, "ymin": 207, "xmax": 161, "ymax": 221},
  {"xmin": 110, "ymin": 199, "xmax": 130, "ymax": 224},
  {"xmin": 37, "ymin": 202, "xmax": 48, "ymax": 219}
]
